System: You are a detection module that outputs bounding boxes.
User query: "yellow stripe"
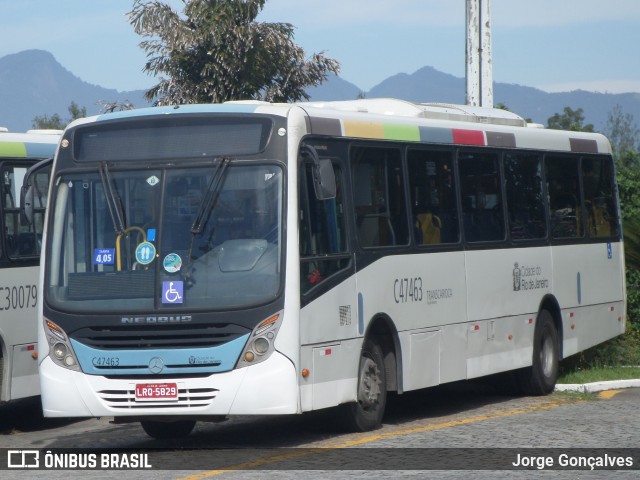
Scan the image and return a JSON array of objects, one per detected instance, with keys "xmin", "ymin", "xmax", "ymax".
[
  {"xmin": 597, "ymin": 389, "xmax": 623, "ymax": 400},
  {"xmin": 177, "ymin": 400, "xmax": 568, "ymax": 479},
  {"xmin": 343, "ymin": 120, "xmax": 385, "ymax": 139}
]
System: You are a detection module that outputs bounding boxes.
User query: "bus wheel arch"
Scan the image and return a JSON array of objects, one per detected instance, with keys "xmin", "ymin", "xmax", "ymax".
[
  {"xmin": 340, "ymin": 314, "xmax": 400, "ymax": 431},
  {"xmin": 367, "ymin": 314, "xmax": 401, "ymax": 394}
]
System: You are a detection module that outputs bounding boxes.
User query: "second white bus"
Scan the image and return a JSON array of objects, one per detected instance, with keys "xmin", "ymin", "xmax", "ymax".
[{"xmin": 1, "ymin": 129, "xmax": 59, "ymax": 402}]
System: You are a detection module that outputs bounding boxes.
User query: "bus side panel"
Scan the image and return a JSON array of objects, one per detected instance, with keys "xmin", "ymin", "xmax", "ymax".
[
  {"xmin": 0, "ymin": 266, "xmax": 40, "ymax": 400},
  {"xmin": 465, "ymin": 247, "xmax": 553, "ymax": 321},
  {"xmin": 464, "ymin": 247, "xmax": 551, "ymax": 378},
  {"xmin": 552, "ymin": 243, "xmax": 625, "ymax": 357},
  {"xmin": 299, "ymin": 275, "xmax": 360, "ymax": 411},
  {"xmin": 10, "ymin": 344, "xmax": 39, "ymax": 399},
  {"xmin": 355, "ymin": 252, "xmax": 468, "ymax": 392}
]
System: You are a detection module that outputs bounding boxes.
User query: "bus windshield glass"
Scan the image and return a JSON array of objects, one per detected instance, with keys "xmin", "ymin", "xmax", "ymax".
[{"xmin": 46, "ymin": 162, "xmax": 283, "ymax": 312}]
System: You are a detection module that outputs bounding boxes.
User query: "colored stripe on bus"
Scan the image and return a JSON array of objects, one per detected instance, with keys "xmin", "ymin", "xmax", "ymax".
[
  {"xmin": 343, "ymin": 120, "xmax": 385, "ymax": 139},
  {"xmin": 570, "ymin": 138, "xmax": 598, "ymax": 153},
  {"xmin": 0, "ymin": 142, "xmax": 28, "ymax": 157},
  {"xmin": 452, "ymin": 129, "xmax": 486, "ymax": 145},
  {"xmin": 383, "ymin": 124, "xmax": 420, "ymax": 142},
  {"xmin": 419, "ymin": 126, "xmax": 454, "ymax": 144},
  {"xmin": 25, "ymin": 142, "xmax": 57, "ymax": 157},
  {"xmin": 486, "ymin": 131, "xmax": 516, "ymax": 148}
]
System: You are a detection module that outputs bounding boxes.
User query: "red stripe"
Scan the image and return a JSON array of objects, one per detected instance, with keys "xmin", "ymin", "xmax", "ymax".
[{"xmin": 452, "ymin": 129, "xmax": 485, "ymax": 145}]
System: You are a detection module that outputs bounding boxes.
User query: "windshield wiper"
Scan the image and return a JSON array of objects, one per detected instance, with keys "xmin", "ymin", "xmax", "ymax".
[
  {"xmin": 98, "ymin": 162, "xmax": 126, "ymax": 235},
  {"xmin": 190, "ymin": 157, "xmax": 231, "ymax": 234}
]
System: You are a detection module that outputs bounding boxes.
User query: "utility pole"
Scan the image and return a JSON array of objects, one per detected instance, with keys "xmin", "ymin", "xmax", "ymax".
[{"xmin": 465, "ymin": 0, "xmax": 493, "ymax": 107}]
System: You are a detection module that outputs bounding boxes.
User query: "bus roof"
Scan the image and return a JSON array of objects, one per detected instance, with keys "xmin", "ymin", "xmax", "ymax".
[
  {"xmin": 70, "ymin": 99, "xmax": 612, "ymax": 156},
  {"xmin": 0, "ymin": 130, "xmax": 61, "ymax": 159}
]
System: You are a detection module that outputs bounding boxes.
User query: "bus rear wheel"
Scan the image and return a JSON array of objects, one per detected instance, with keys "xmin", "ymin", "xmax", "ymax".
[
  {"xmin": 140, "ymin": 420, "xmax": 196, "ymax": 439},
  {"xmin": 519, "ymin": 310, "xmax": 559, "ymax": 395},
  {"xmin": 340, "ymin": 337, "xmax": 387, "ymax": 432}
]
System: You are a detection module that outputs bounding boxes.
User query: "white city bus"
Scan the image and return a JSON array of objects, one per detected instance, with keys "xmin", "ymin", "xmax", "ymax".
[
  {"xmin": 0, "ymin": 129, "xmax": 59, "ymax": 401},
  {"xmin": 34, "ymin": 100, "xmax": 625, "ymax": 438}
]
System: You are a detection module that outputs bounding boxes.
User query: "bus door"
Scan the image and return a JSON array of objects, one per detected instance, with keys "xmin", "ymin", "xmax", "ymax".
[{"xmin": 298, "ymin": 142, "xmax": 356, "ymax": 410}]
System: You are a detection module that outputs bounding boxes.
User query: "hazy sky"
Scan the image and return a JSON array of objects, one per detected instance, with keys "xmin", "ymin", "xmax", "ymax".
[{"xmin": 1, "ymin": 0, "xmax": 639, "ymax": 94}]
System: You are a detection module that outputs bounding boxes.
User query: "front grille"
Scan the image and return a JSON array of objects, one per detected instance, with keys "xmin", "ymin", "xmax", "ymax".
[
  {"xmin": 72, "ymin": 323, "xmax": 250, "ymax": 349},
  {"xmin": 98, "ymin": 386, "xmax": 219, "ymax": 409}
]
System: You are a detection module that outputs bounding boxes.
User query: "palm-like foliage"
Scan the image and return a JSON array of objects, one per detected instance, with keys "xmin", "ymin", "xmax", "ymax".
[{"xmin": 129, "ymin": 0, "xmax": 340, "ymax": 105}]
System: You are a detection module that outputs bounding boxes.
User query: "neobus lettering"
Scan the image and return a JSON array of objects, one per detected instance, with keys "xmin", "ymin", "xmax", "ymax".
[{"xmin": 121, "ymin": 315, "xmax": 192, "ymax": 324}]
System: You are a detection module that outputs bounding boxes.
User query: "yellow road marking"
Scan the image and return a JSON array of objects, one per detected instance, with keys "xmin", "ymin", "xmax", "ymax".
[
  {"xmin": 598, "ymin": 389, "xmax": 623, "ymax": 400},
  {"xmin": 177, "ymin": 399, "xmax": 568, "ymax": 479}
]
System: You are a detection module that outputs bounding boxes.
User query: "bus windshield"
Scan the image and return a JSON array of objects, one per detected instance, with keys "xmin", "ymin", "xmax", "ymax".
[{"xmin": 46, "ymin": 162, "xmax": 283, "ymax": 313}]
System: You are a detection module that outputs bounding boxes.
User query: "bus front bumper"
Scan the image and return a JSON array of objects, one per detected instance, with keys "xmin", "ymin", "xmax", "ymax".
[{"xmin": 39, "ymin": 351, "xmax": 299, "ymax": 418}]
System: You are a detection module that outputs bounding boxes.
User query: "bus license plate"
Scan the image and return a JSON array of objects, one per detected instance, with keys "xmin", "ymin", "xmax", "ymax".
[{"xmin": 135, "ymin": 383, "xmax": 178, "ymax": 401}]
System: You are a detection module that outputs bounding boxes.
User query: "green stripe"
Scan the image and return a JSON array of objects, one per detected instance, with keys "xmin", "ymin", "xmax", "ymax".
[
  {"xmin": 383, "ymin": 124, "xmax": 420, "ymax": 141},
  {"xmin": 0, "ymin": 142, "xmax": 27, "ymax": 158}
]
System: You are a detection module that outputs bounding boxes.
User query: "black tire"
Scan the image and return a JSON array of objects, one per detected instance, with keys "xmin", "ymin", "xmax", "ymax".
[
  {"xmin": 340, "ymin": 338, "xmax": 387, "ymax": 432},
  {"xmin": 140, "ymin": 420, "xmax": 196, "ymax": 439},
  {"xmin": 518, "ymin": 310, "xmax": 559, "ymax": 395}
]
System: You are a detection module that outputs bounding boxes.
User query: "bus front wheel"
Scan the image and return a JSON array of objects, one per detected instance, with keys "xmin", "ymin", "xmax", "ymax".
[
  {"xmin": 340, "ymin": 337, "xmax": 387, "ymax": 432},
  {"xmin": 519, "ymin": 310, "xmax": 559, "ymax": 395},
  {"xmin": 140, "ymin": 419, "xmax": 196, "ymax": 439}
]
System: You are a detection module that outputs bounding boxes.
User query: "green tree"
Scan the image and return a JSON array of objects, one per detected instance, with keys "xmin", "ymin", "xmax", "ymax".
[
  {"xmin": 32, "ymin": 101, "xmax": 87, "ymax": 129},
  {"xmin": 31, "ymin": 113, "xmax": 64, "ymax": 130},
  {"xmin": 129, "ymin": 0, "xmax": 340, "ymax": 105},
  {"xmin": 605, "ymin": 104, "xmax": 639, "ymax": 157},
  {"xmin": 547, "ymin": 106, "xmax": 594, "ymax": 132}
]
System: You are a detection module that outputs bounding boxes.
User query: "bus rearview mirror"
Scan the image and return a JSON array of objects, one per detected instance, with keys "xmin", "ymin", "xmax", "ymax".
[
  {"xmin": 20, "ymin": 185, "xmax": 35, "ymax": 225},
  {"xmin": 313, "ymin": 158, "xmax": 336, "ymax": 201}
]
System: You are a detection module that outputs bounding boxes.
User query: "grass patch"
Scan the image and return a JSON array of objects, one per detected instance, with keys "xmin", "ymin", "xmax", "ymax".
[
  {"xmin": 556, "ymin": 329, "xmax": 640, "ymax": 384},
  {"xmin": 557, "ymin": 366, "xmax": 640, "ymax": 384}
]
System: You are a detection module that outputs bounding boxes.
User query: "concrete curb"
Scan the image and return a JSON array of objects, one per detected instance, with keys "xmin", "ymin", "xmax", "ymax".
[{"xmin": 555, "ymin": 379, "xmax": 640, "ymax": 393}]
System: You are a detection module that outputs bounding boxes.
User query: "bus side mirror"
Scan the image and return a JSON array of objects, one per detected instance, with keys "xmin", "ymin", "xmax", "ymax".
[
  {"xmin": 312, "ymin": 158, "xmax": 336, "ymax": 201},
  {"xmin": 20, "ymin": 157, "xmax": 53, "ymax": 226},
  {"xmin": 301, "ymin": 145, "xmax": 336, "ymax": 200},
  {"xmin": 21, "ymin": 185, "xmax": 35, "ymax": 225}
]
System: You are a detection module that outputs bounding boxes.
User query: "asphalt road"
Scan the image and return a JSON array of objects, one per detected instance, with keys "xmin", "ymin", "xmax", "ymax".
[{"xmin": 2, "ymin": 380, "xmax": 640, "ymax": 479}]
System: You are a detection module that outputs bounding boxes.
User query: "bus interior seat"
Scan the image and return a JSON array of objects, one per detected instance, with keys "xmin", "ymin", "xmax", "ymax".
[{"xmin": 415, "ymin": 212, "xmax": 441, "ymax": 244}]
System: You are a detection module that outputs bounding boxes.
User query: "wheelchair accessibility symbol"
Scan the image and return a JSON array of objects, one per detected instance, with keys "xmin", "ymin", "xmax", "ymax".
[{"xmin": 162, "ymin": 281, "xmax": 184, "ymax": 304}]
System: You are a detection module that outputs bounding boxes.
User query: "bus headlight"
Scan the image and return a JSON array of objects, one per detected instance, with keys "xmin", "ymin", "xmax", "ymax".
[
  {"xmin": 44, "ymin": 318, "xmax": 80, "ymax": 371},
  {"xmin": 236, "ymin": 311, "xmax": 283, "ymax": 369}
]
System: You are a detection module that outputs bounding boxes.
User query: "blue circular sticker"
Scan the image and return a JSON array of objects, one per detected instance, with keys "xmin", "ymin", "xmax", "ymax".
[
  {"xmin": 163, "ymin": 253, "xmax": 183, "ymax": 273},
  {"xmin": 135, "ymin": 241, "xmax": 156, "ymax": 265}
]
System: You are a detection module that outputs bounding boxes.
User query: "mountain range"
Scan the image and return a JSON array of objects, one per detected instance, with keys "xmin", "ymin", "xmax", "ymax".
[{"xmin": 2, "ymin": 49, "xmax": 640, "ymax": 133}]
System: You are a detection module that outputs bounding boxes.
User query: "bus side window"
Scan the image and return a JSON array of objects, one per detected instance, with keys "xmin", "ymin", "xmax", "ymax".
[
  {"xmin": 546, "ymin": 156, "xmax": 583, "ymax": 239},
  {"xmin": 582, "ymin": 157, "xmax": 618, "ymax": 239},
  {"xmin": 458, "ymin": 151, "xmax": 505, "ymax": 243},
  {"xmin": 299, "ymin": 156, "xmax": 349, "ymax": 294},
  {"xmin": 504, "ymin": 153, "xmax": 547, "ymax": 241},
  {"xmin": 351, "ymin": 146, "xmax": 408, "ymax": 248},
  {"xmin": 407, "ymin": 148, "xmax": 459, "ymax": 244}
]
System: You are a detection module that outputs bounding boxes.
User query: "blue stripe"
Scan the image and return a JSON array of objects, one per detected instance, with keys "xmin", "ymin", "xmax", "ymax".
[
  {"xmin": 24, "ymin": 142, "xmax": 58, "ymax": 158},
  {"xmin": 419, "ymin": 126, "xmax": 453, "ymax": 144},
  {"xmin": 95, "ymin": 104, "xmax": 260, "ymax": 122},
  {"xmin": 71, "ymin": 333, "xmax": 249, "ymax": 375}
]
